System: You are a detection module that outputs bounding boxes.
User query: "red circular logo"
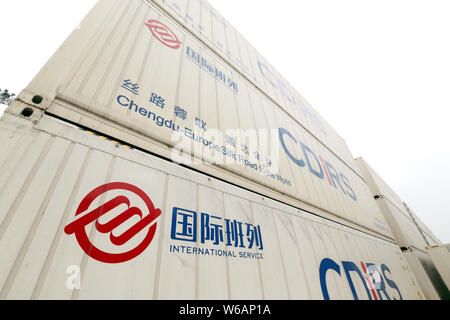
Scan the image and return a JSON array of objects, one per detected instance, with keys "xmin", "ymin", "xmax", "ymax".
[
  {"xmin": 144, "ymin": 19, "xmax": 181, "ymax": 49},
  {"xmin": 64, "ymin": 182, "xmax": 162, "ymax": 264}
]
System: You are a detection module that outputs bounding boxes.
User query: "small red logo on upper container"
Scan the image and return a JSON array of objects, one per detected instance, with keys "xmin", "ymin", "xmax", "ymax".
[
  {"xmin": 64, "ymin": 182, "xmax": 162, "ymax": 264},
  {"xmin": 145, "ymin": 19, "xmax": 181, "ymax": 49}
]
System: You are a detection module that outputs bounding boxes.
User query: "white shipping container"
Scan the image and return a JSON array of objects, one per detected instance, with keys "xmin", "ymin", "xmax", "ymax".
[
  {"xmin": 150, "ymin": 0, "xmax": 358, "ymax": 173},
  {"xmin": 355, "ymin": 157, "xmax": 448, "ymax": 300},
  {"xmin": 404, "ymin": 203, "xmax": 442, "ymax": 247},
  {"xmin": 0, "ymin": 108, "xmax": 425, "ymax": 300},
  {"xmin": 402, "ymin": 249, "xmax": 450, "ymax": 300},
  {"xmin": 427, "ymin": 245, "xmax": 450, "ymax": 290},
  {"xmin": 355, "ymin": 158, "xmax": 430, "ymax": 251},
  {"xmin": 3, "ymin": 0, "xmax": 445, "ymax": 301},
  {"xmin": 18, "ymin": 0, "xmax": 391, "ymax": 240}
]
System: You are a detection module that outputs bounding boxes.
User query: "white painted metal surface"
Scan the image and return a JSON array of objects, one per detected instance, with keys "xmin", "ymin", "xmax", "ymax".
[
  {"xmin": 18, "ymin": 0, "xmax": 391, "ymax": 239},
  {"xmin": 401, "ymin": 249, "xmax": 442, "ymax": 300},
  {"xmin": 0, "ymin": 110, "xmax": 424, "ymax": 300},
  {"xmin": 355, "ymin": 157, "xmax": 429, "ymax": 251},
  {"xmin": 427, "ymin": 245, "xmax": 450, "ymax": 289},
  {"xmin": 3, "ymin": 0, "xmax": 445, "ymax": 301},
  {"xmin": 149, "ymin": 0, "xmax": 356, "ymax": 170},
  {"xmin": 355, "ymin": 157, "xmax": 446, "ymax": 300},
  {"xmin": 404, "ymin": 203, "xmax": 441, "ymax": 247}
]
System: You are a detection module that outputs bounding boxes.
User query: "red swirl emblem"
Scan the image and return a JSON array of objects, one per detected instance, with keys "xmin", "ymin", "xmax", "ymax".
[
  {"xmin": 145, "ymin": 19, "xmax": 181, "ymax": 49},
  {"xmin": 64, "ymin": 182, "xmax": 162, "ymax": 264}
]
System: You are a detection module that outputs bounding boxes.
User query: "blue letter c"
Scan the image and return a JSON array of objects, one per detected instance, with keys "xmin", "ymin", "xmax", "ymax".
[
  {"xmin": 319, "ymin": 258, "xmax": 341, "ymax": 300},
  {"xmin": 117, "ymin": 95, "xmax": 130, "ymax": 107},
  {"xmin": 279, "ymin": 128, "xmax": 305, "ymax": 168}
]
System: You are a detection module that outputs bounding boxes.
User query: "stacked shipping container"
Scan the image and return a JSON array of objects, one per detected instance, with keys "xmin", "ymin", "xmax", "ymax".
[
  {"xmin": 0, "ymin": 0, "xmax": 446, "ymax": 299},
  {"xmin": 356, "ymin": 158, "xmax": 449, "ymax": 300},
  {"xmin": 20, "ymin": 0, "xmax": 391, "ymax": 240},
  {"xmin": 0, "ymin": 105, "xmax": 424, "ymax": 300},
  {"xmin": 427, "ymin": 245, "xmax": 450, "ymax": 290}
]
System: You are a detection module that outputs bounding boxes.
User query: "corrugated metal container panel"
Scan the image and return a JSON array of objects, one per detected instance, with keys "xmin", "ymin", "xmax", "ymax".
[
  {"xmin": 355, "ymin": 158, "xmax": 450, "ymax": 300},
  {"xmin": 355, "ymin": 157, "xmax": 429, "ymax": 250},
  {"xmin": 321, "ymin": 219, "xmax": 426, "ymax": 300},
  {"xmin": 427, "ymin": 245, "xmax": 450, "ymax": 290},
  {"xmin": 404, "ymin": 249, "xmax": 450, "ymax": 300},
  {"xmin": 384, "ymin": 199, "xmax": 427, "ymax": 251},
  {"xmin": 150, "ymin": 0, "xmax": 359, "ymax": 174},
  {"xmin": 401, "ymin": 250, "xmax": 441, "ymax": 300},
  {"xmin": 0, "ymin": 110, "xmax": 424, "ymax": 300},
  {"xmin": 414, "ymin": 249, "xmax": 450, "ymax": 300},
  {"xmin": 355, "ymin": 157, "xmax": 404, "ymax": 209},
  {"xmin": 18, "ymin": 0, "xmax": 391, "ymax": 239},
  {"xmin": 21, "ymin": 0, "xmax": 360, "ymax": 178},
  {"xmin": 388, "ymin": 202, "xmax": 428, "ymax": 250},
  {"xmin": 355, "ymin": 157, "xmax": 448, "ymax": 300},
  {"xmin": 421, "ymin": 228, "xmax": 441, "ymax": 247},
  {"xmin": 404, "ymin": 204, "xmax": 442, "ymax": 247}
]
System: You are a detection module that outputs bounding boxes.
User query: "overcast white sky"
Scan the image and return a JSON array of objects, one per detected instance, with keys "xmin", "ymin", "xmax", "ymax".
[{"xmin": 1, "ymin": 0, "xmax": 449, "ymax": 243}]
